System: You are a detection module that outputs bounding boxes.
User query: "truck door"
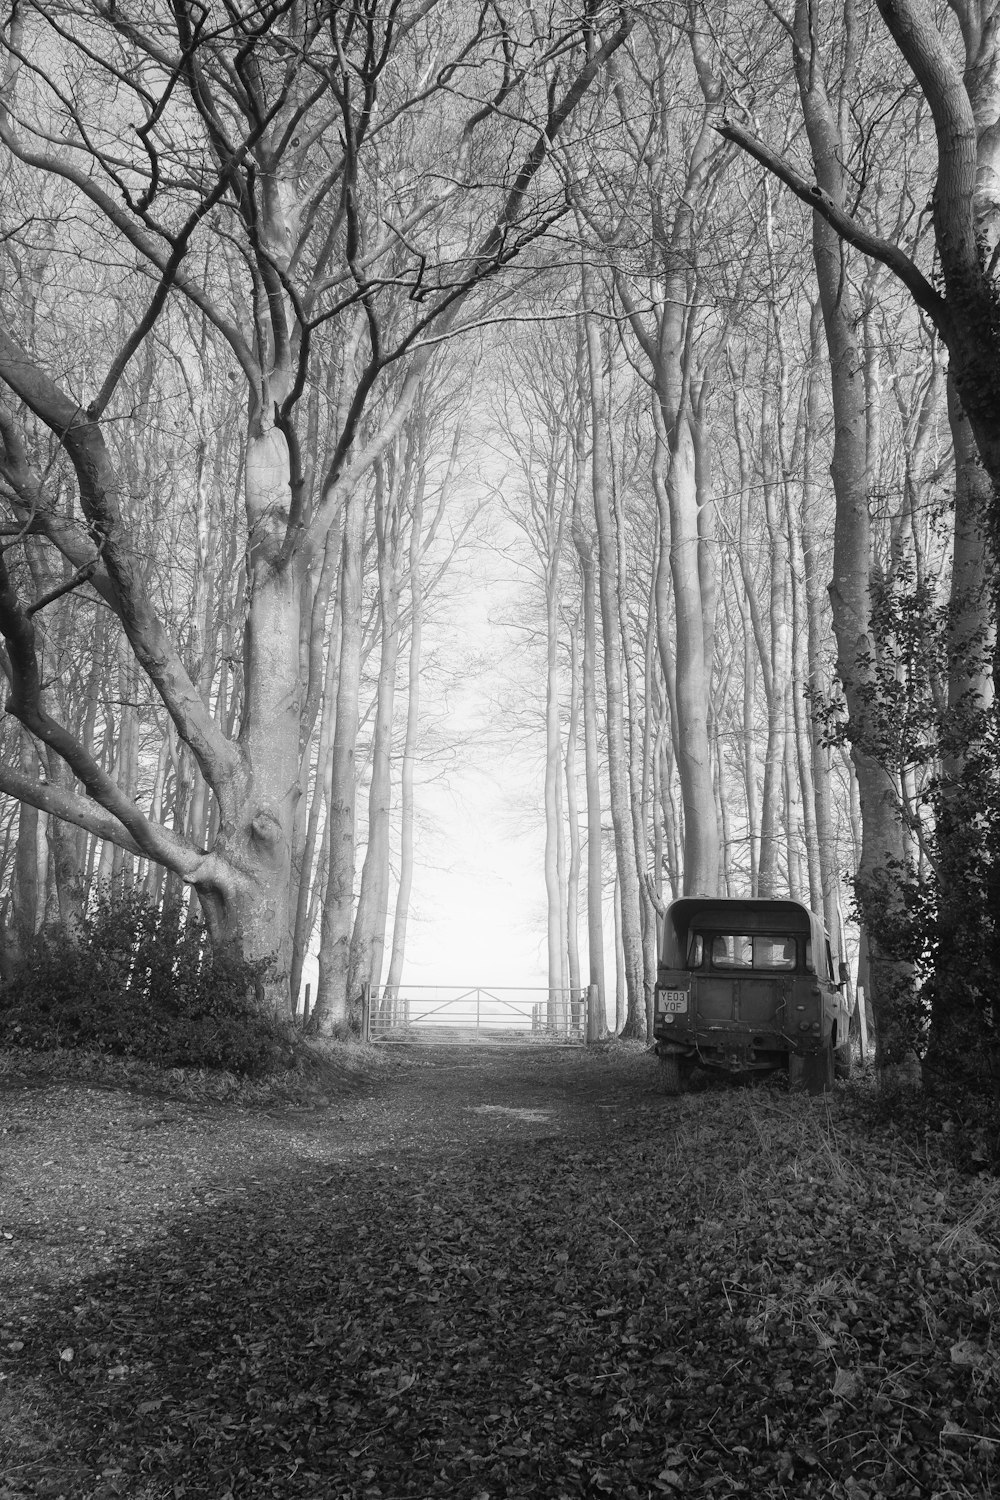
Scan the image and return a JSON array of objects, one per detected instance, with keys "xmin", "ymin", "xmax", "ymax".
[
  {"xmin": 699, "ymin": 933, "xmax": 794, "ymax": 1029},
  {"xmin": 741, "ymin": 935, "xmax": 795, "ymax": 1027},
  {"xmin": 696, "ymin": 933, "xmax": 745, "ymax": 1024}
]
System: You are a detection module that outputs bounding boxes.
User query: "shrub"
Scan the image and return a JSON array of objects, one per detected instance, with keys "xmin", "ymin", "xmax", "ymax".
[
  {"xmin": 813, "ymin": 564, "xmax": 999, "ymax": 1086},
  {"xmin": 0, "ymin": 890, "xmax": 295, "ymax": 1077}
]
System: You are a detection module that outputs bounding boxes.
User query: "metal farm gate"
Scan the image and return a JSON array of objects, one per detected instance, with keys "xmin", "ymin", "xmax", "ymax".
[{"xmin": 363, "ymin": 983, "xmax": 599, "ymax": 1045}]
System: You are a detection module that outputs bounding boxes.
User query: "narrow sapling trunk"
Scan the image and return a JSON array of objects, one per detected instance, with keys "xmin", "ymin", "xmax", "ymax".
[{"xmin": 571, "ymin": 479, "xmax": 607, "ymax": 1034}]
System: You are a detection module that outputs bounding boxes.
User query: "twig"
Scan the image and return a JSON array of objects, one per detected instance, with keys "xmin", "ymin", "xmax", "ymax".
[{"xmin": 607, "ymin": 1214, "xmax": 637, "ymax": 1247}]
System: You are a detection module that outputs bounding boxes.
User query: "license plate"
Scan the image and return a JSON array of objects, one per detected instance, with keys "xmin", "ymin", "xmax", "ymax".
[{"xmin": 660, "ymin": 990, "xmax": 689, "ymax": 1014}]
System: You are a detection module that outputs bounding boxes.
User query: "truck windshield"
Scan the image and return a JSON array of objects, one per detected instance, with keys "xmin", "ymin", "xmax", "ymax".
[{"xmin": 709, "ymin": 935, "xmax": 796, "ymax": 970}]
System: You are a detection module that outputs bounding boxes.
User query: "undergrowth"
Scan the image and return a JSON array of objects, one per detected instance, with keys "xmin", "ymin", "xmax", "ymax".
[
  {"xmin": 841, "ymin": 1067, "xmax": 1000, "ymax": 1175},
  {"xmin": 0, "ymin": 1034, "xmax": 397, "ymax": 1107},
  {"xmin": 0, "ymin": 892, "xmax": 294, "ymax": 1078}
]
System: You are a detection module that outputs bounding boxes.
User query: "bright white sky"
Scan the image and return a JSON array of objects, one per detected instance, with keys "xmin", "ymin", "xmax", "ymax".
[
  {"xmin": 297, "ymin": 467, "xmax": 560, "ymax": 1010},
  {"xmin": 400, "ymin": 526, "xmax": 551, "ymax": 987},
  {"xmin": 402, "ymin": 766, "xmax": 549, "ymax": 986}
]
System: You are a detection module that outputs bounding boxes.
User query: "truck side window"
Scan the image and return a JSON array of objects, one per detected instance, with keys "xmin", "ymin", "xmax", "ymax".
[{"xmin": 686, "ymin": 933, "xmax": 704, "ymax": 968}]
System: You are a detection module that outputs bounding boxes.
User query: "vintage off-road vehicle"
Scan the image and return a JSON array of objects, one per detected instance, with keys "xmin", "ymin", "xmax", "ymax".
[{"xmin": 653, "ymin": 897, "xmax": 853, "ymax": 1094}]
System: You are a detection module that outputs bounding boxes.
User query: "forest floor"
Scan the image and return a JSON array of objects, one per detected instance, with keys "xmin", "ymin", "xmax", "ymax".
[{"xmin": 0, "ymin": 1042, "xmax": 998, "ymax": 1500}]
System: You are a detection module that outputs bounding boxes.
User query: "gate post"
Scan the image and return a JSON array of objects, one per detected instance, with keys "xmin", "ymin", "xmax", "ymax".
[
  {"xmin": 586, "ymin": 983, "xmax": 601, "ymax": 1043},
  {"xmin": 361, "ymin": 981, "xmax": 372, "ymax": 1043}
]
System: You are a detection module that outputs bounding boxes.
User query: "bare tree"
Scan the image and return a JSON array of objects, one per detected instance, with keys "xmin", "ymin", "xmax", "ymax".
[
  {"xmin": 580, "ymin": 265, "xmax": 647, "ymax": 1036},
  {"xmin": 721, "ymin": 0, "xmax": 998, "ymax": 1067},
  {"xmin": 0, "ymin": 1, "xmax": 634, "ymax": 1012}
]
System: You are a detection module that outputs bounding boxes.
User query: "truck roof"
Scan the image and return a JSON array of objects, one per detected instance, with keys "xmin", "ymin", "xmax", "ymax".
[{"xmin": 658, "ymin": 897, "xmax": 830, "ymax": 968}]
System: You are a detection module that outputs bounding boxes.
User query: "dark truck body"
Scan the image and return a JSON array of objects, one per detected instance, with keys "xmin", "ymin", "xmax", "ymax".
[{"xmin": 653, "ymin": 897, "xmax": 852, "ymax": 1094}]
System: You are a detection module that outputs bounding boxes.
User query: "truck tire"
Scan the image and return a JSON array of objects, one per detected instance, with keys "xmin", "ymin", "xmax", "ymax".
[
  {"xmin": 658, "ymin": 1053, "xmax": 686, "ymax": 1096},
  {"xmin": 809, "ymin": 1040, "xmax": 835, "ymax": 1095},
  {"xmin": 789, "ymin": 1041, "xmax": 835, "ymax": 1095},
  {"xmin": 834, "ymin": 1041, "xmax": 852, "ymax": 1080}
]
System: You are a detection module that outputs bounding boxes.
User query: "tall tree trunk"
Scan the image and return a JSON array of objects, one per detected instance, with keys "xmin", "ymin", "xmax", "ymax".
[
  {"xmin": 564, "ymin": 617, "xmax": 583, "ymax": 1011},
  {"xmin": 384, "ymin": 485, "xmax": 425, "ymax": 1006},
  {"xmin": 801, "ymin": 306, "xmax": 843, "ymax": 946},
  {"xmin": 652, "ymin": 398, "xmax": 720, "ymax": 897},
  {"xmin": 613, "ymin": 869, "xmax": 626, "ymax": 1035},
  {"xmin": 581, "ymin": 269, "xmax": 646, "ymax": 1039},
  {"xmin": 289, "ymin": 623, "xmax": 339, "ymax": 1012},
  {"xmin": 208, "ymin": 542, "xmax": 305, "ymax": 1005},
  {"xmin": 925, "ymin": 376, "xmax": 997, "ymax": 1071},
  {"xmin": 8, "ymin": 730, "xmax": 40, "ymax": 971},
  {"xmin": 314, "ymin": 485, "xmax": 366, "ymax": 1031},
  {"xmin": 758, "ymin": 297, "xmax": 794, "ymax": 898},
  {"xmin": 611, "ymin": 22, "xmax": 724, "ymax": 901},
  {"xmin": 794, "ymin": 0, "xmax": 913, "ymax": 1064},
  {"xmin": 571, "ymin": 493, "xmax": 607, "ymax": 1034},
  {"xmin": 43, "ymin": 751, "xmax": 85, "ymax": 936},
  {"xmin": 543, "ymin": 551, "xmax": 568, "ymax": 1025},
  {"xmin": 610, "ymin": 411, "xmax": 657, "ymax": 1029},
  {"xmin": 348, "ymin": 478, "xmax": 402, "ymax": 1005}
]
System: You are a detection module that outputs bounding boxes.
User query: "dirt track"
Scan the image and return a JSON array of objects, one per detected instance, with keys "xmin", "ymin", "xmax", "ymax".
[
  {"xmin": 0, "ymin": 1044, "xmax": 661, "ymax": 1320},
  {"xmin": 2, "ymin": 1044, "xmax": 998, "ymax": 1500}
]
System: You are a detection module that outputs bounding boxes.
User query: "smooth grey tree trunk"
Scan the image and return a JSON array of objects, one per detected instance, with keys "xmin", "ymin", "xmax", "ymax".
[
  {"xmin": 571, "ymin": 487, "xmax": 608, "ymax": 1035},
  {"xmin": 348, "ymin": 471, "xmax": 403, "ymax": 1007},
  {"xmin": 793, "ymin": 0, "xmax": 914, "ymax": 1064},
  {"xmin": 315, "ymin": 486, "xmax": 366, "ymax": 1030},
  {"xmin": 581, "ymin": 269, "xmax": 646, "ymax": 1039}
]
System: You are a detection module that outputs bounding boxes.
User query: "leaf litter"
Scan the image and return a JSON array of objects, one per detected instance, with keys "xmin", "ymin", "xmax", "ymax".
[{"xmin": 0, "ymin": 1045, "xmax": 997, "ymax": 1499}]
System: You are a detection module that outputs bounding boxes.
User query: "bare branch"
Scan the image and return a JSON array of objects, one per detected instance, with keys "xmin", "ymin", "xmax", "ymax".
[
  {"xmin": 0, "ymin": 761, "xmax": 145, "ymax": 857},
  {"xmin": 23, "ymin": 554, "xmax": 101, "ymax": 617},
  {"xmin": 716, "ymin": 118, "xmax": 949, "ymax": 331},
  {"xmin": 0, "ymin": 324, "xmax": 240, "ymax": 787},
  {"xmin": 0, "ymin": 548, "xmax": 208, "ymax": 874}
]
